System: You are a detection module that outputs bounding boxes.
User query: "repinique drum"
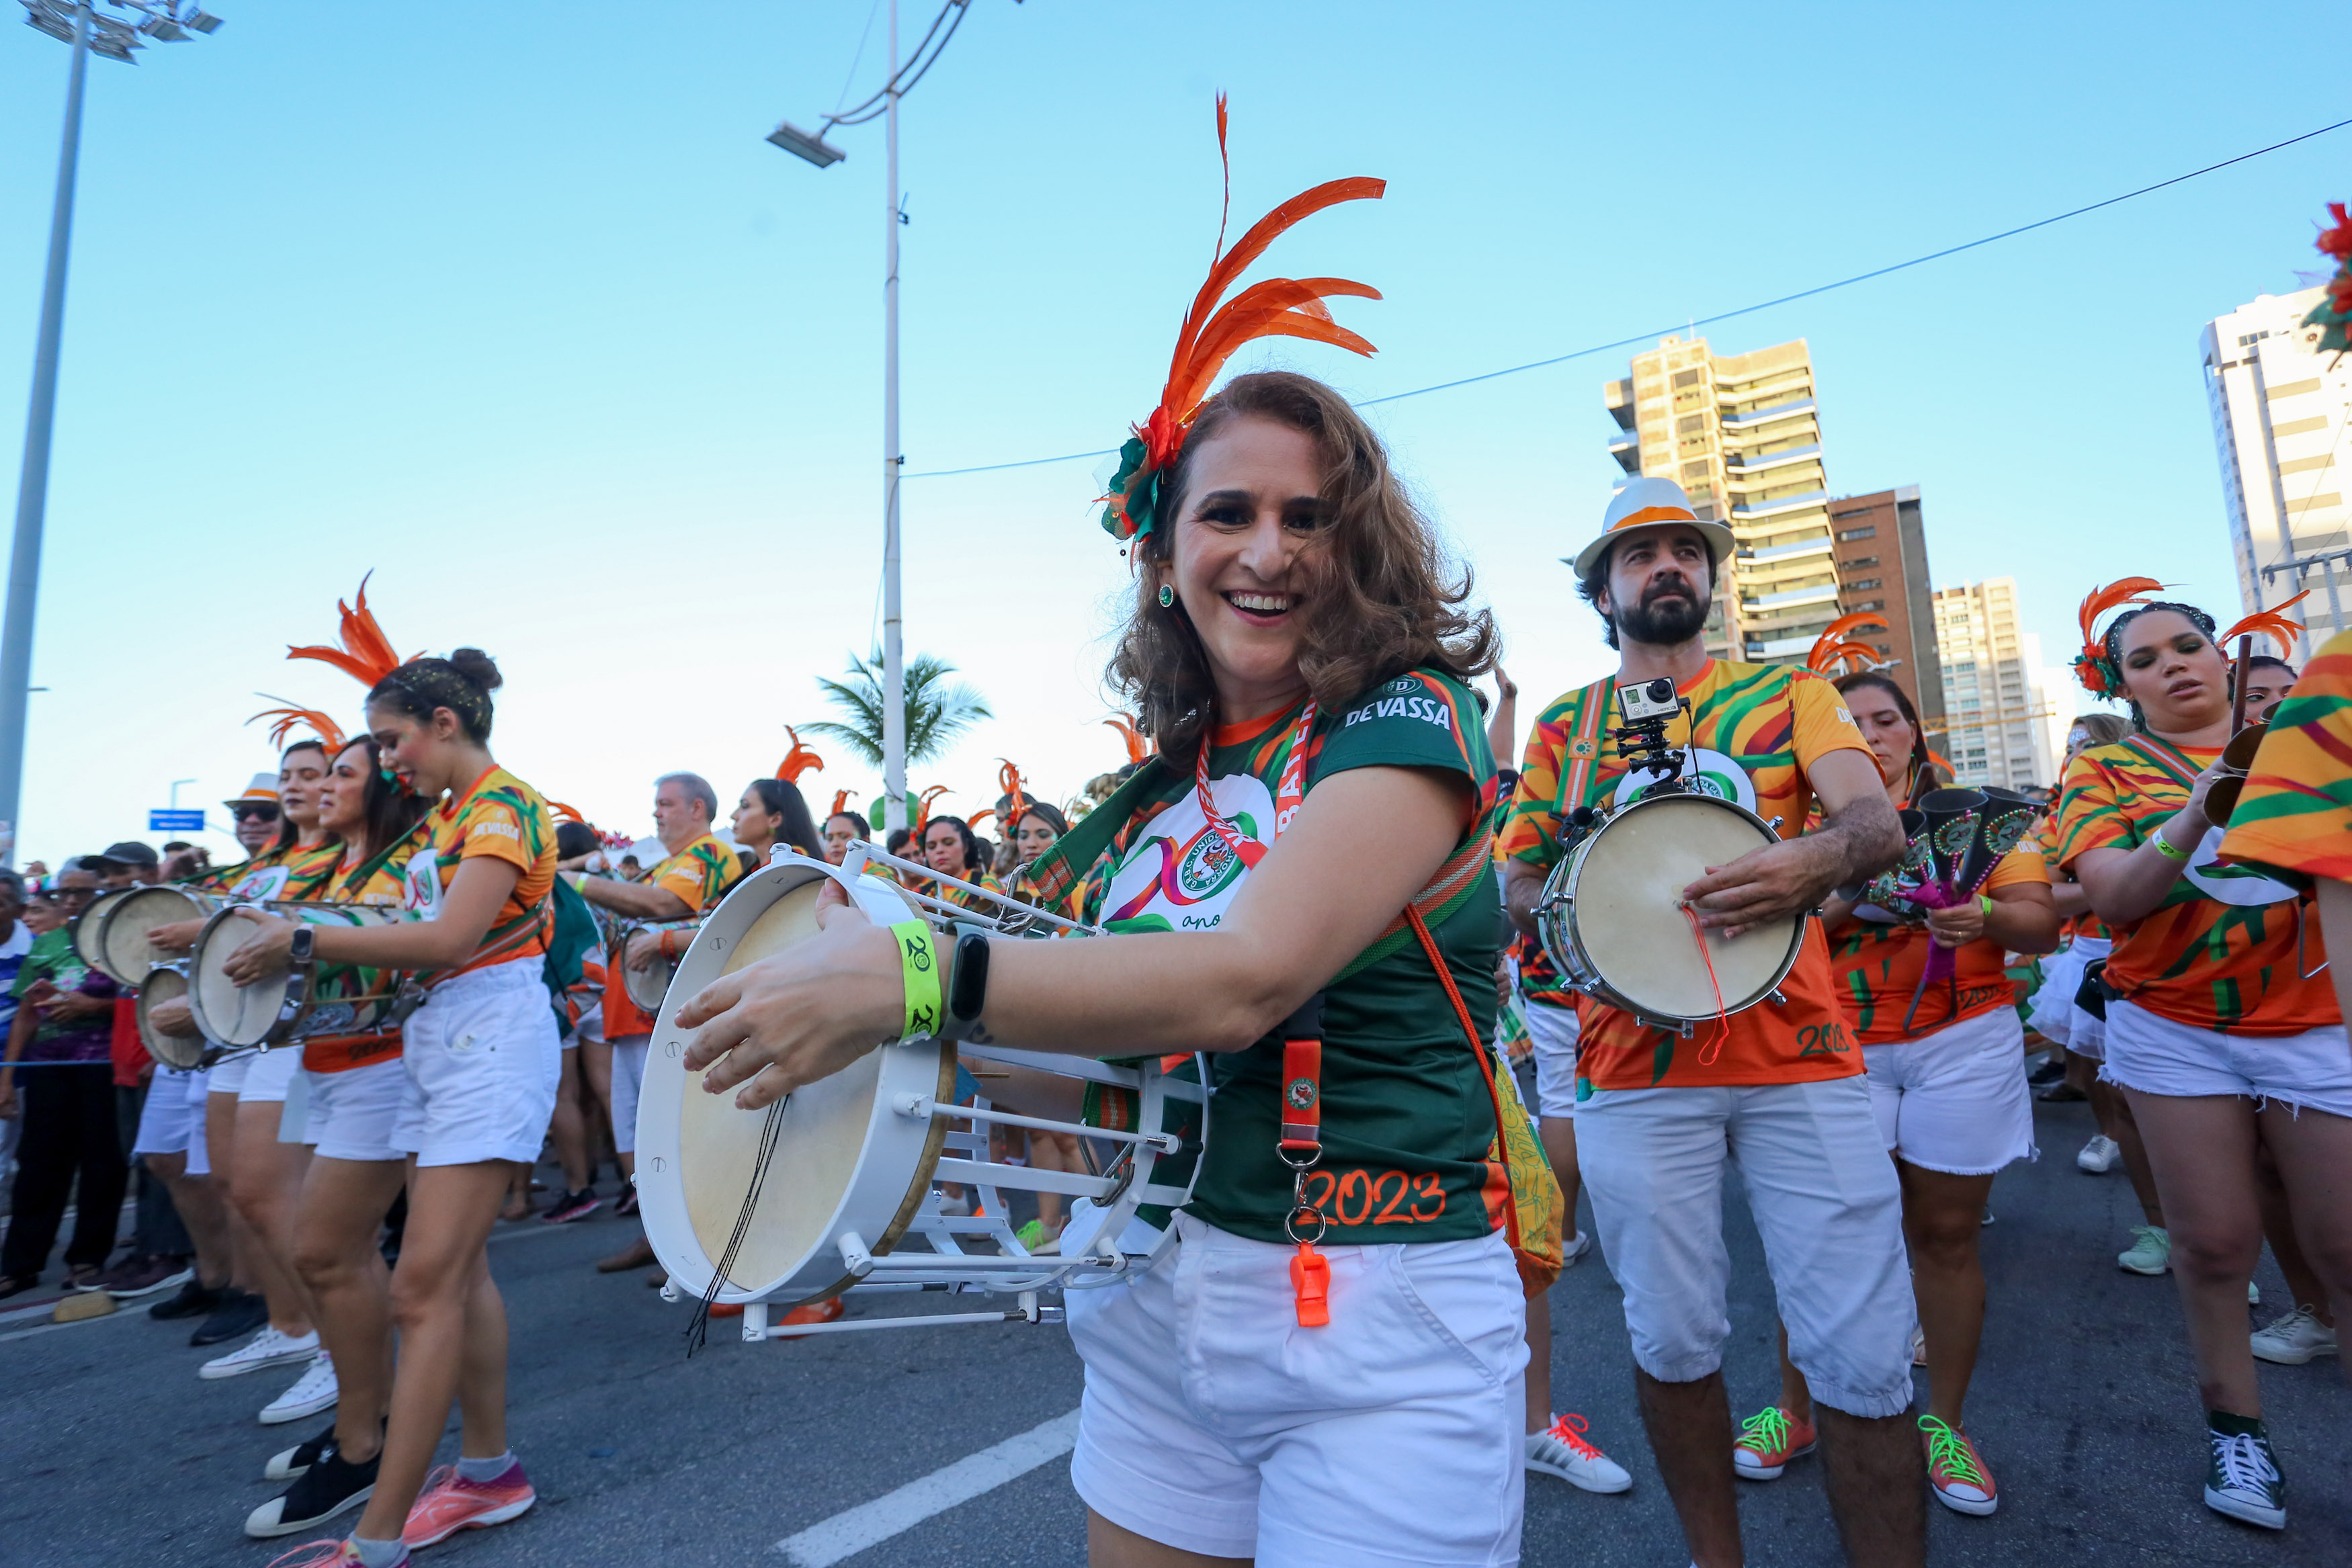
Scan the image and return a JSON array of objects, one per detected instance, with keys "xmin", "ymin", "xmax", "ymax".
[
  {"xmin": 636, "ymin": 848, "xmax": 1207, "ymax": 1336},
  {"xmin": 89, "ymin": 885, "xmax": 224, "ymax": 988},
  {"xmin": 136, "ymin": 962, "xmax": 216, "ymax": 1071},
  {"xmin": 73, "ymin": 887, "xmax": 134, "ymax": 977},
  {"xmin": 1536, "ymin": 790, "xmax": 1805, "ymax": 1031},
  {"xmin": 189, "ymin": 903, "xmax": 424, "ymax": 1051},
  {"xmin": 616, "ymin": 919, "xmax": 699, "ymax": 1014}
]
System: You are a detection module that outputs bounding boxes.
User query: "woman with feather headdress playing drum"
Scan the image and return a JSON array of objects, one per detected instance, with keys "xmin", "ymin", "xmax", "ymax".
[
  {"xmin": 2053, "ymin": 582, "xmax": 2350, "ymax": 1532},
  {"xmin": 673, "ymin": 100, "xmax": 1543, "ymax": 1567}
]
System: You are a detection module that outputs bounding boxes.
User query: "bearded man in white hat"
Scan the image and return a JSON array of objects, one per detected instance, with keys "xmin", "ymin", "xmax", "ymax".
[{"xmin": 1495, "ymin": 478, "xmax": 1925, "ymax": 1567}]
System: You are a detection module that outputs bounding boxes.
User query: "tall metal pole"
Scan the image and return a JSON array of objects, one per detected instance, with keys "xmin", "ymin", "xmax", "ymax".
[
  {"xmin": 880, "ymin": 0, "xmax": 907, "ymax": 834},
  {"xmin": 0, "ymin": 2, "xmax": 93, "ymax": 863}
]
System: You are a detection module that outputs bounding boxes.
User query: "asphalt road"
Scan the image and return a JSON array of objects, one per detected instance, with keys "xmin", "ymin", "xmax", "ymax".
[{"xmin": 3, "ymin": 1090, "xmax": 2347, "ymax": 1567}]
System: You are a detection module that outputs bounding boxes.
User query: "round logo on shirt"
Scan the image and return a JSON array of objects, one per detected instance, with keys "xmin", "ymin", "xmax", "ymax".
[
  {"xmin": 2182, "ymin": 826, "xmax": 2299, "ymax": 907},
  {"xmin": 1612, "ymin": 746, "xmax": 1755, "ymax": 810}
]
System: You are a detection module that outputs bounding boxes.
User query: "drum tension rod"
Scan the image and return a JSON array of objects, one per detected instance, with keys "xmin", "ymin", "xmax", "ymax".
[{"xmin": 892, "ymin": 1093, "xmax": 1179, "ymax": 1154}]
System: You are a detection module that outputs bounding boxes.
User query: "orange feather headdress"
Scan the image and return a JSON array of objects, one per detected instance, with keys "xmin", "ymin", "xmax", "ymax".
[
  {"xmin": 911, "ymin": 785, "xmax": 951, "ymax": 836},
  {"xmin": 246, "ymin": 698, "xmax": 345, "ymax": 755},
  {"xmin": 1805, "ymin": 611, "xmax": 1890, "ymax": 677},
  {"xmin": 547, "ymin": 801, "xmax": 588, "ymax": 827},
  {"xmin": 1103, "ymin": 715, "xmax": 1148, "ymax": 766},
  {"xmin": 1099, "ymin": 96, "xmax": 1384, "ymax": 543},
  {"xmin": 829, "ymin": 789, "xmax": 851, "ymax": 819},
  {"xmin": 2218, "ymin": 590, "xmax": 2312, "ymax": 658},
  {"xmin": 286, "ymin": 572, "xmax": 417, "ymax": 689},
  {"xmin": 997, "ymin": 760, "xmax": 1028, "ymax": 826},
  {"xmin": 776, "ymin": 726, "xmax": 825, "ymax": 785},
  {"xmin": 2072, "ymin": 577, "xmax": 2165, "ymax": 697}
]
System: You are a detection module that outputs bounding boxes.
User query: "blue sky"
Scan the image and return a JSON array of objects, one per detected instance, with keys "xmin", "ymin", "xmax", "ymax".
[{"xmin": 0, "ymin": 1, "xmax": 2342, "ymax": 865}]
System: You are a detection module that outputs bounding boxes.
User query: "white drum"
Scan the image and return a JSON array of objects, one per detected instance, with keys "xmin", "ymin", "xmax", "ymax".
[
  {"xmin": 189, "ymin": 903, "xmax": 425, "ymax": 1051},
  {"xmin": 1536, "ymin": 789, "xmax": 1805, "ymax": 1031},
  {"xmin": 89, "ymin": 885, "xmax": 224, "ymax": 987},
  {"xmin": 636, "ymin": 848, "xmax": 1208, "ymax": 1340},
  {"xmin": 616, "ymin": 918, "xmax": 699, "ymax": 1014},
  {"xmin": 136, "ymin": 962, "xmax": 217, "ymax": 1072}
]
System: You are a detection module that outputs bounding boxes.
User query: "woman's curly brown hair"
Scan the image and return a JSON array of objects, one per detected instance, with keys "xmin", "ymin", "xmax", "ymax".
[{"xmin": 1107, "ymin": 371, "xmax": 1496, "ymax": 756}]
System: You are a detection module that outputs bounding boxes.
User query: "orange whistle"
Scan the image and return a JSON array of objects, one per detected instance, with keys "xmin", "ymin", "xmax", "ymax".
[{"xmin": 1290, "ymin": 1242, "xmax": 1331, "ymax": 1327}]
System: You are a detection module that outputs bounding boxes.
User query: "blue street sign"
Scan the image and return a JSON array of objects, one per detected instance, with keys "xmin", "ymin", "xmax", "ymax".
[{"xmin": 148, "ymin": 809, "xmax": 205, "ymax": 833}]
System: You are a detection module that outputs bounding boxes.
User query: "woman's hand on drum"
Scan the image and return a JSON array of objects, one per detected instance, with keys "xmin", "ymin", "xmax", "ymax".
[
  {"xmin": 1681, "ymin": 836, "xmax": 1841, "ymax": 939},
  {"xmin": 675, "ymin": 881, "xmax": 908, "ymax": 1110},
  {"xmin": 146, "ymin": 918, "xmax": 204, "ymax": 956},
  {"xmin": 1924, "ymin": 900, "xmax": 1984, "ymax": 949},
  {"xmin": 624, "ymin": 930, "xmax": 663, "ymax": 971},
  {"xmin": 218, "ymin": 910, "xmax": 297, "ymax": 984},
  {"xmin": 149, "ymin": 994, "xmax": 202, "ymax": 1039},
  {"xmin": 2176, "ymin": 760, "xmax": 2228, "ymax": 837}
]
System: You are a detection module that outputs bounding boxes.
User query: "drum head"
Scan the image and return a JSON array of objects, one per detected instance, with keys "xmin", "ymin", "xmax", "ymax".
[
  {"xmin": 101, "ymin": 887, "xmax": 206, "ymax": 989},
  {"xmin": 192, "ymin": 908, "xmax": 290, "ymax": 1049},
  {"xmin": 622, "ymin": 952, "xmax": 673, "ymax": 1014},
  {"xmin": 138, "ymin": 967, "xmax": 206, "ymax": 1070},
  {"xmin": 1572, "ymin": 794, "xmax": 1800, "ymax": 1019},
  {"xmin": 75, "ymin": 887, "xmax": 132, "ymax": 977}
]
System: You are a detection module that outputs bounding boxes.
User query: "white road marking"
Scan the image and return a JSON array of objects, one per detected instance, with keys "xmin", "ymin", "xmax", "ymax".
[{"xmin": 775, "ymin": 1407, "xmax": 1081, "ymax": 1566}]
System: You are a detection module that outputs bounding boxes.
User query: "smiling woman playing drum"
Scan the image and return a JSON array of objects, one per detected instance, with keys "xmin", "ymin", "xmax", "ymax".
[{"xmin": 2054, "ymin": 594, "xmax": 2349, "ymax": 1532}]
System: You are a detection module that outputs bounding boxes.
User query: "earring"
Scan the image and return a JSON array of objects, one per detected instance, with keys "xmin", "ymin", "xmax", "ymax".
[{"xmin": 1159, "ymin": 583, "xmax": 1175, "ymax": 609}]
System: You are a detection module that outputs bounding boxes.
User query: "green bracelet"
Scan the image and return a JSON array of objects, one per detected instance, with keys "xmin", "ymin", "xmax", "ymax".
[
  {"xmin": 1978, "ymin": 894, "xmax": 1994, "ymax": 918},
  {"xmin": 2152, "ymin": 830, "xmax": 2191, "ymax": 863},
  {"xmin": 890, "ymin": 919, "xmax": 942, "ymax": 1041}
]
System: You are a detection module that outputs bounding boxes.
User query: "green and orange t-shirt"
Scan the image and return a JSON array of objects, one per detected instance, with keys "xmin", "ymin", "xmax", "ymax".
[
  {"xmin": 2220, "ymin": 627, "xmax": 2352, "ymax": 885},
  {"xmin": 601, "ymin": 831, "xmax": 741, "ymax": 1039},
  {"xmin": 401, "ymin": 766, "xmax": 558, "ymax": 979},
  {"xmin": 2055, "ymin": 735, "xmax": 2335, "ymax": 1035},
  {"xmin": 1829, "ymin": 842, "xmax": 2048, "ymax": 1045},
  {"xmin": 1498, "ymin": 659, "xmax": 1876, "ymax": 1091},
  {"xmin": 196, "ymin": 840, "xmax": 344, "ymax": 904},
  {"xmin": 302, "ymin": 821, "xmax": 429, "ymax": 1074}
]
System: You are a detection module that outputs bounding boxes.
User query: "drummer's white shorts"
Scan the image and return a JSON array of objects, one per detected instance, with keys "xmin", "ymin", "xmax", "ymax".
[
  {"xmin": 1066, "ymin": 1211, "xmax": 1526, "ymax": 1565},
  {"xmin": 1575, "ymin": 1075, "xmax": 1915, "ymax": 1418},
  {"xmin": 392, "ymin": 959, "xmax": 561, "ymax": 1168},
  {"xmin": 2028, "ymin": 936, "xmax": 2109, "ymax": 1059},
  {"xmin": 237, "ymin": 1044, "xmax": 304, "ymax": 1104},
  {"xmin": 304, "ymin": 1060, "xmax": 408, "ymax": 1164},
  {"xmin": 1524, "ymin": 1000, "xmax": 1580, "ymax": 1121},
  {"xmin": 2102, "ymin": 1000, "xmax": 2352, "ymax": 1120},
  {"xmin": 607, "ymin": 1035, "xmax": 650, "ymax": 1155},
  {"xmin": 133, "ymin": 1065, "xmax": 210, "ymax": 1177},
  {"xmin": 205, "ymin": 1051, "xmax": 252, "ymax": 1098},
  {"xmin": 1863, "ymin": 1007, "xmax": 2036, "ymax": 1175}
]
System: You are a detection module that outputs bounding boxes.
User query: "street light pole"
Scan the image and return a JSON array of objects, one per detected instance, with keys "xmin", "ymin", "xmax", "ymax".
[
  {"xmin": 0, "ymin": 1, "xmax": 92, "ymax": 859},
  {"xmin": 880, "ymin": 0, "xmax": 905, "ymax": 836}
]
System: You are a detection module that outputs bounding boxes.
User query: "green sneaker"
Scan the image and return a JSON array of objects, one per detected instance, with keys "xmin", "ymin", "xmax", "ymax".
[
  {"xmin": 1731, "ymin": 1405, "xmax": 1815, "ymax": 1481},
  {"xmin": 2118, "ymin": 1225, "xmax": 2171, "ymax": 1275},
  {"xmin": 1013, "ymin": 1219, "xmax": 1058, "ymax": 1255},
  {"xmin": 2203, "ymin": 1416, "xmax": 2285, "ymax": 1529},
  {"xmin": 1919, "ymin": 1415, "xmax": 1997, "ymax": 1516}
]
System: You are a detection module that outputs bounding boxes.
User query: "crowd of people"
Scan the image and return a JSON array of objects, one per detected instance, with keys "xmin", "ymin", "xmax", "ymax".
[{"xmin": 5, "ymin": 116, "xmax": 2349, "ymax": 1568}]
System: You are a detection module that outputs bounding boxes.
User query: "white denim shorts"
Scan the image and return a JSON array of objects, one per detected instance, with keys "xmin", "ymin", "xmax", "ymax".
[
  {"xmin": 1066, "ymin": 1211, "xmax": 1527, "ymax": 1565},
  {"xmin": 204, "ymin": 1051, "xmax": 251, "ymax": 1098},
  {"xmin": 132, "ymin": 1065, "xmax": 210, "ymax": 1176},
  {"xmin": 390, "ymin": 958, "xmax": 561, "ymax": 1167},
  {"xmin": 1524, "ymin": 1000, "xmax": 1580, "ymax": 1121},
  {"xmin": 1574, "ymin": 1074, "xmax": 1915, "ymax": 1418},
  {"xmin": 608, "ymin": 1035, "xmax": 650, "ymax": 1155},
  {"xmin": 2028, "ymin": 935, "xmax": 2109, "ymax": 1059},
  {"xmin": 1863, "ymin": 1006, "xmax": 2036, "ymax": 1176},
  {"xmin": 235, "ymin": 1043, "xmax": 304, "ymax": 1105},
  {"xmin": 304, "ymin": 1059, "xmax": 408, "ymax": 1164},
  {"xmin": 2102, "ymin": 1000, "xmax": 2352, "ymax": 1119}
]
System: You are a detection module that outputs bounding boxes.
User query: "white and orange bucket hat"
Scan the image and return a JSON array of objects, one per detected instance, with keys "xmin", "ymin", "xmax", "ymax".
[{"xmin": 1568, "ymin": 477, "xmax": 1735, "ymax": 580}]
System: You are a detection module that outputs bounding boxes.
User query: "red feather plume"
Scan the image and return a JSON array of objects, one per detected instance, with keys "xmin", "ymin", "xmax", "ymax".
[
  {"xmin": 776, "ymin": 726, "xmax": 825, "ymax": 785},
  {"xmin": 2219, "ymin": 591, "xmax": 2312, "ymax": 657},
  {"xmin": 997, "ymin": 759, "xmax": 1028, "ymax": 826},
  {"xmin": 912, "ymin": 785, "xmax": 951, "ymax": 836},
  {"xmin": 546, "ymin": 800, "xmax": 587, "ymax": 826},
  {"xmin": 1818, "ymin": 610, "xmax": 1890, "ymax": 644},
  {"xmin": 1104, "ymin": 715, "xmax": 1148, "ymax": 766},
  {"xmin": 2072, "ymin": 577, "xmax": 2164, "ymax": 695},
  {"xmin": 286, "ymin": 572, "xmax": 417, "ymax": 688},
  {"xmin": 829, "ymin": 789, "xmax": 850, "ymax": 818},
  {"xmin": 247, "ymin": 698, "xmax": 345, "ymax": 754}
]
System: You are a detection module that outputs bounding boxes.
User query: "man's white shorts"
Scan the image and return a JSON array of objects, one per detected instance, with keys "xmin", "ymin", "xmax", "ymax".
[
  {"xmin": 305, "ymin": 1059, "xmax": 408, "ymax": 1163},
  {"xmin": 1863, "ymin": 1006, "xmax": 2035, "ymax": 1175},
  {"xmin": 391, "ymin": 958, "xmax": 561, "ymax": 1167},
  {"xmin": 1066, "ymin": 1212, "xmax": 1526, "ymax": 1566},
  {"xmin": 133, "ymin": 1065, "xmax": 210, "ymax": 1177},
  {"xmin": 608, "ymin": 1035, "xmax": 650, "ymax": 1155},
  {"xmin": 2027, "ymin": 936, "xmax": 2109, "ymax": 1059},
  {"xmin": 2103, "ymin": 1000, "xmax": 2352, "ymax": 1119},
  {"xmin": 1524, "ymin": 1000, "xmax": 1579, "ymax": 1121},
  {"xmin": 236, "ymin": 1044, "xmax": 303, "ymax": 1104},
  {"xmin": 1574, "ymin": 1074, "xmax": 1915, "ymax": 1418}
]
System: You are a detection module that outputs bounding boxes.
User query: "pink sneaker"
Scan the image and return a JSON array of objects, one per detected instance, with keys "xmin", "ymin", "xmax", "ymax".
[
  {"xmin": 401, "ymin": 1460, "xmax": 536, "ymax": 1548},
  {"xmin": 266, "ymin": 1542, "xmax": 404, "ymax": 1568}
]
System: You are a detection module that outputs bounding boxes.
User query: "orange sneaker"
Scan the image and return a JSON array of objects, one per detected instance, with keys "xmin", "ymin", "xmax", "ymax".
[
  {"xmin": 401, "ymin": 1459, "xmax": 536, "ymax": 1548},
  {"xmin": 1732, "ymin": 1405, "xmax": 1816, "ymax": 1481},
  {"xmin": 265, "ymin": 1542, "xmax": 397, "ymax": 1568},
  {"xmin": 1919, "ymin": 1415, "xmax": 1998, "ymax": 1516},
  {"xmin": 777, "ymin": 1296, "xmax": 846, "ymax": 1339}
]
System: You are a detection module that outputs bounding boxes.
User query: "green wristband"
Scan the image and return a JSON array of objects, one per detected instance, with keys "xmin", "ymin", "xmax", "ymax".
[
  {"xmin": 1977, "ymin": 894, "xmax": 1994, "ymax": 918},
  {"xmin": 2152, "ymin": 829, "xmax": 2191, "ymax": 863},
  {"xmin": 890, "ymin": 920, "xmax": 942, "ymax": 1041}
]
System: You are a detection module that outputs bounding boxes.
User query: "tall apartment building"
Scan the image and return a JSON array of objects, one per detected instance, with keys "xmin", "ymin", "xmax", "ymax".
[
  {"xmin": 1931, "ymin": 578, "xmax": 2060, "ymax": 789},
  {"xmin": 2202, "ymin": 286, "xmax": 2352, "ymax": 652},
  {"xmin": 1826, "ymin": 486, "xmax": 1944, "ymax": 732},
  {"xmin": 1605, "ymin": 337, "xmax": 1837, "ymax": 663}
]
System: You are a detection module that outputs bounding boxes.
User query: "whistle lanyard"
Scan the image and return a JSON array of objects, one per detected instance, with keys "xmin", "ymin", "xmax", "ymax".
[{"xmin": 1194, "ymin": 701, "xmax": 1333, "ymax": 1325}]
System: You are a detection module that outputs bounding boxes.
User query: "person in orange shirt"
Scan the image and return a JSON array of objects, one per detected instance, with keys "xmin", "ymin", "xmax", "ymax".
[
  {"xmin": 223, "ymin": 648, "xmax": 558, "ymax": 1567},
  {"xmin": 2056, "ymin": 596, "xmax": 2345, "ymax": 1532},
  {"xmin": 1499, "ymin": 479, "xmax": 1919, "ymax": 1568},
  {"xmin": 1816, "ymin": 671, "xmax": 2058, "ymax": 1516}
]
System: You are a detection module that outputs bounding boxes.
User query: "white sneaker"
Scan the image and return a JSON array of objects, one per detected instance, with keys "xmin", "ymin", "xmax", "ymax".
[
  {"xmin": 1525, "ymin": 1413, "xmax": 1632, "ymax": 1493},
  {"xmin": 2117, "ymin": 1225, "xmax": 2170, "ymax": 1276},
  {"xmin": 2075, "ymin": 1134, "xmax": 2120, "ymax": 1172},
  {"xmin": 259, "ymin": 1351, "xmax": 339, "ymax": 1424},
  {"xmin": 198, "ymin": 1325, "xmax": 321, "ymax": 1381},
  {"xmin": 2251, "ymin": 1305, "xmax": 2338, "ymax": 1364},
  {"xmin": 1560, "ymin": 1231, "xmax": 1593, "ymax": 1268},
  {"xmin": 2249, "ymin": 1280, "xmax": 2261, "ymax": 1307}
]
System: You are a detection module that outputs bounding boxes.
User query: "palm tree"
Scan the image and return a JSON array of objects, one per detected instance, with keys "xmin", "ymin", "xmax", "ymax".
[{"xmin": 802, "ymin": 650, "xmax": 992, "ymax": 769}]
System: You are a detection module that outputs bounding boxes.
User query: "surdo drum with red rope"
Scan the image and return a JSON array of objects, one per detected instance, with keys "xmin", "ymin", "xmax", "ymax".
[{"xmin": 1533, "ymin": 679, "xmax": 1805, "ymax": 1034}]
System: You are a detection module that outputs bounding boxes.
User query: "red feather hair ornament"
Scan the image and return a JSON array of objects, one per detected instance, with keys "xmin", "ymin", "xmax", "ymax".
[
  {"xmin": 776, "ymin": 726, "xmax": 825, "ymax": 785},
  {"xmin": 2071, "ymin": 578, "xmax": 2165, "ymax": 695},
  {"xmin": 1103, "ymin": 715, "xmax": 1148, "ymax": 767},
  {"xmin": 997, "ymin": 760, "xmax": 1028, "ymax": 828},
  {"xmin": 1099, "ymin": 96, "xmax": 1385, "ymax": 543},
  {"xmin": 829, "ymin": 789, "xmax": 851, "ymax": 819},
  {"xmin": 2218, "ymin": 590, "xmax": 2312, "ymax": 657},
  {"xmin": 911, "ymin": 785, "xmax": 951, "ymax": 836},
  {"xmin": 247, "ymin": 699, "xmax": 345, "ymax": 754},
  {"xmin": 547, "ymin": 800, "xmax": 587, "ymax": 827},
  {"xmin": 1806, "ymin": 611, "xmax": 1890, "ymax": 677},
  {"xmin": 286, "ymin": 572, "xmax": 417, "ymax": 689}
]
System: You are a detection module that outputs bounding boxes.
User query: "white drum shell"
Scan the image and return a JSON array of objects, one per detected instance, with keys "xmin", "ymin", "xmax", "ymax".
[{"xmin": 96, "ymin": 885, "xmax": 219, "ymax": 989}]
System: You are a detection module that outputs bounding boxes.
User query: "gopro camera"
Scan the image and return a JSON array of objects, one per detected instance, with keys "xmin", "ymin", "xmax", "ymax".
[{"xmin": 1615, "ymin": 677, "xmax": 1680, "ymax": 724}]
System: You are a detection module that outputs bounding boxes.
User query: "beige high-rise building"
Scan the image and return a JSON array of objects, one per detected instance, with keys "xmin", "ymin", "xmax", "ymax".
[
  {"xmin": 2201, "ymin": 286, "xmax": 2352, "ymax": 652},
  {"xmin": 1931, "ymin": 578, "xmax": 2060, "ymax": 790},
  {"xmin": 1605, "ymin": 337, "xmax": 1837, "ymax": 662}
]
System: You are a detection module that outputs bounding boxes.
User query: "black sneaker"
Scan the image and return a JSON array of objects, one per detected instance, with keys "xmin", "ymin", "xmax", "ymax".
[
  {"xmin": 614, "ymin": 1186, "xmax": 640, "ymax": 1217},
  {"xmin": 246, "ymin": 1435, "xmax": 378, "ymax": 1537},
  {"xmin": 103, "ymin": 1254, "xmax": 193, "ymax": 1300},
  {"xmin": 2027, "ymin": 1058, "xmax": 2066, "ymax": 1086},
  {"xmin": 265, "ymin": 1422, "xmax": 339, "ymax": 1481},
  {"xmin": 189, "ymin": 1289, "xmax": 269, "ymax": 1347},
  {"xmin": 149, "ymin": 1277, "xmax": 224, "ymax": 1320}
]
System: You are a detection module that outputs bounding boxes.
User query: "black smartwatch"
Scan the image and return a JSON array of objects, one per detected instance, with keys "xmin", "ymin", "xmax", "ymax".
[
  {"xmin": 288, "ymin": 926, "xmax": 315, "ymax": 963},
  {"xmin": 940, "ymin": 932, "xmax": 990, "ymax": 1043}
]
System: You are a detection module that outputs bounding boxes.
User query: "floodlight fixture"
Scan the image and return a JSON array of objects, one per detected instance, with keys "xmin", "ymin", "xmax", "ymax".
[{"xmin": 766, "ymin": 118, "xmax": 845, "ymax": 169}]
